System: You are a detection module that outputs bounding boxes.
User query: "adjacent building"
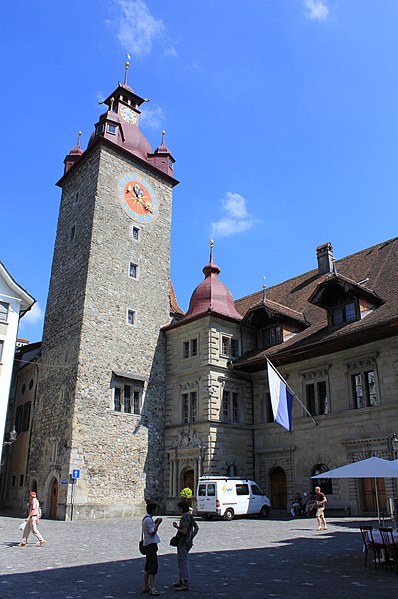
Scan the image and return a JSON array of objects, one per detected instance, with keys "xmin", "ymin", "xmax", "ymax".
[{"xmin": 0, "ymin": 263, "xmax": 35, "ymax": 455}]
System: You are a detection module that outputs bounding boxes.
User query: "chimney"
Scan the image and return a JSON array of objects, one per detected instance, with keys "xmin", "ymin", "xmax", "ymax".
[{"xmin": 316, "ymin": 242, "xmax": 334, "ymax": 275}]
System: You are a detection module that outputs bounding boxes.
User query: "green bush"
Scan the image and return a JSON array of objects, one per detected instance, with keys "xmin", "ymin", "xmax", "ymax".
[{"xmin": 180, "ymin": 487, "xmax": 193, "ymax": 499}]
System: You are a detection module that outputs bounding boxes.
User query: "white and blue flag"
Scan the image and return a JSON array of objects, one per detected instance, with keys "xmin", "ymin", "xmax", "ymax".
[{"xmin": 267, "ymin": 359, "xmax": 294, "ymax": 432}]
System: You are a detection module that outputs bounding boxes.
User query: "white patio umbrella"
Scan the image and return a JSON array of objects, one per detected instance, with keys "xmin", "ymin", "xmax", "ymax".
[{"xmin": 311, "ymin": 457, "xmax": 398, "ymax": 523}]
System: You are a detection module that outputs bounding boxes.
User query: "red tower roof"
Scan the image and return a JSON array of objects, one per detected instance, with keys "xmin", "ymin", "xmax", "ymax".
[{"xmin": 183, "ymin": 243, "xmax": 242, "ymax": 322}]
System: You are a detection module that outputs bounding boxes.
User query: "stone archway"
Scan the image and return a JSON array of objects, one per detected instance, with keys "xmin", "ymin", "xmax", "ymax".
[
  {"xmin": 270, "ymin": 466, "xmax": 287, "ymax": 510},
  {"xmin": 49, "ymin": 478, "xmax": 58, "ymax": 519}
]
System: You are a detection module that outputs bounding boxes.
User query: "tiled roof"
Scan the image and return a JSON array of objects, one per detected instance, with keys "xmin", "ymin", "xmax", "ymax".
[
  {"xmin": 233, "ymin": 236, "xmax": 398, "ymax": 369},
  {"xmin": 170, "ymin": 280, "xmax": 184, "ymax": 316}
]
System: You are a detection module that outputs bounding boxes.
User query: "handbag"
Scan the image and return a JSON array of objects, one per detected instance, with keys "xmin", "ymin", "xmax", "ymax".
[
  {"xmin": 139, "ymin": 518, "xmax": 147, "ymax": 555},
  {"xmin": 170, "ymin": 535, "xmax": 179, "ymax": 547}
]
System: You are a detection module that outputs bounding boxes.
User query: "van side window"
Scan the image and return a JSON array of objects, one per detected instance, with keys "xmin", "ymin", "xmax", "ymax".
[
  {"xmin": 236, "ymin": 484, "xmax": 249, "ymax": 495},
  {"xmin": 251, "ymin": 485, "xmax": 263, "ymax": 495},
  {"xmin": 198, "ymin": 484, "xmax": 206, "ymax": 497},
  {"xmin": 207, "ymin": 484, "xmax": 216, "ymax": 496}
]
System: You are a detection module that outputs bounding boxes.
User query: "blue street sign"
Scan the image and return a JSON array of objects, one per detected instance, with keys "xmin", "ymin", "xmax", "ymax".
[
  {"xmin": 60, "ymin": 479, "xmax": 69, "ymax": 485},
  {"xmin": 71, "ymin": 469, "xmax": 80, "ymax": 479}
]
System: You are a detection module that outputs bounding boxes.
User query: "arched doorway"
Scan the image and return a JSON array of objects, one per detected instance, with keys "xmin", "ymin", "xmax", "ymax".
[
  {"xmin": 183, "ymin": 469, "xmax": 194, "ymax": 492},
  {"xmin": 49, "ymin": 478, "xmax": 58, "ymax": 519},
  {"xmin": 270, "ymin": 467, "xmax": 287, "ymax": 509},
  {"xmin": 362, "ymin": 478, "xmax": 387, "ymax": 513}
]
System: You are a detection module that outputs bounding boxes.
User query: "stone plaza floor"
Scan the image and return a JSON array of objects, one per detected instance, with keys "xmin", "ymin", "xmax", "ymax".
[{"xmin": 0, "ymin": 512, "xmax": 397, "ymax": 598}]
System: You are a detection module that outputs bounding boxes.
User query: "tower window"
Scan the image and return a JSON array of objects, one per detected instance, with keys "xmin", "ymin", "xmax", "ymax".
[
  {"xmin": 129, "ymin": 262, "xmax": 138, "ymax": 279},
  {"xmin": 220, "ymin": 336, "xmax": 239, "ymax": 357},
  {"xmin": 221, "ymin": 389, "xmax": 240, "ymax": 423},
  {"xmin": 132, "ymin": 227, "xmax": 140, "ymax": 241},
  {"xmin": 70, "ymin": 225, "xmax": 76, "ymax": 241},
  {"xmin": 96, "ymin": 124, "xmax": 104, "ymax": 135},
  {"xmin": 113, "ymin": 384, "xmax": 141, "ymax": 415},
  {"xmin": 107, "ymin": 124, "xmax": 117, "ymax": 134},
  {"xmin": 182, "ymin": 391, "xmax": 198, "ymax": 423},
  {"xmin": 127, "ymin": 309, "xmax": 136, "ymax": 326},
  {"xmin": 182, "ymin": 338, "xmax": 198, "ymax": 359},
  {"xmin": 73, "ymin": 191, "xmax": 79, "ymax": 205}
]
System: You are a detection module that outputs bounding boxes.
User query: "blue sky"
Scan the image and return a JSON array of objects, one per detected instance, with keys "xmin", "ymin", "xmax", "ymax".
[{"xmin": 1, "ymin": 0, "xmax": 398, "ymax": 343}]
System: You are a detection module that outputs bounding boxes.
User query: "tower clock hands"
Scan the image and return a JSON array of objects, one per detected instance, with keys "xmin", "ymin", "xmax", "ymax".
[{"xmin": 125, "ymin": 184, "xmax": 153, "ymax": 213}]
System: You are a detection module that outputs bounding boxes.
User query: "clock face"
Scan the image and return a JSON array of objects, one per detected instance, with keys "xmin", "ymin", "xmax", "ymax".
[
  {"xmin": 116, "ymin": 173, "xmax": 159, "ymax": 223},
  {"xmin": 120, "ymin": 105, "xmax": 137, "ymax": 124}
]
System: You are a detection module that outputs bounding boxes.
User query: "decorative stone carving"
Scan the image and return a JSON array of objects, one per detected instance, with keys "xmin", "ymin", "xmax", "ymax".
[{"xmin": 172, "ymin": 428, "xmax": 203, "ymax": 449}]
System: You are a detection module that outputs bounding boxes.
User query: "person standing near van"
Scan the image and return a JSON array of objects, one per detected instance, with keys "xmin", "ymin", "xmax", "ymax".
[
  {"xmin": 314, "ymin": 486, "xmax": 328, "ymax": 530},
  {"xmin": 172, "ymin": 501, "xmax": 199, "ymax": 592},
  {"xmin": 142, "ymin": 503, "xmax": 162, "ymax": 596},
  {"xmin": 19, "ymin": 491, "xmax": 46, "ymax": 547}
]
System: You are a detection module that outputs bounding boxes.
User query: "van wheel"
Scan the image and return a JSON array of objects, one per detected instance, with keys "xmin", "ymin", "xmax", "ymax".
[
  {"xmin": 260, "ymin": 506, "xmax": 270, "ymax": 518},
  {"xmin": 224, "ymin": 508, "xmax": 234, "ymax": 521}
]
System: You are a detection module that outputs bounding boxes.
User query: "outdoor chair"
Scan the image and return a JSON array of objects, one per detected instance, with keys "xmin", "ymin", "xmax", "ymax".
[
  {"xmin": 359, "ymin": 525, "xmax": 384, "ymax": 569},
  {"xmin": 379, "ymin": 527, "xmax": 398, "ymax": 574}
]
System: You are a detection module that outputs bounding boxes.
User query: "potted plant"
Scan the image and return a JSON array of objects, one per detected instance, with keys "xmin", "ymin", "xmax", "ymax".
[{"xmin": 180, "ymin": 487, "xmax": 193, "ymax": 513}]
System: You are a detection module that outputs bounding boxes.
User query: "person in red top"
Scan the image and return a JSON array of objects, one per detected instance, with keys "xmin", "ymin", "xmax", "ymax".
[
  {"xmin": 19, "ymin": 491, "xmax": 46, "ymax": 547},
  {"xmin": 314, "ymin": 486, "xmax": 328, "ymax": 531}
]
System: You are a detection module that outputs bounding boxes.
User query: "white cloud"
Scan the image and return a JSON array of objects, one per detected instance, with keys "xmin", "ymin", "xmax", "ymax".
[
  {"xmin": 140, "ymin": 105, "xmax": 165, "ymax": 130},
  {"xmin": 304, "ymin": 1, "xmax": 329, "ymax": 21},
  {"xmin": 21, "ymin": 302, "xmax": 44, "ymax": 326},
  {"xmin": 113, "ymin": 0, "xmax": 176, "ymax": 57},
  {"xmin": 211, "ymin": 192, "xmax": 258, "ymax": 239}
]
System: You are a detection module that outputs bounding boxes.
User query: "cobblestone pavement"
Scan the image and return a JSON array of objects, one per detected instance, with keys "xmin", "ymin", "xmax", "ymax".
[{"xmin": 0, "ymin": 513, "xmax": 397, "ymax": 598}]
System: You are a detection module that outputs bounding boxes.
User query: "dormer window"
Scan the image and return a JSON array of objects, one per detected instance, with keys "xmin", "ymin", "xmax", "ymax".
[
  {"xmin": 96, "ymin": 124, "xmax": 104, "ymax": 136},
  {"xmin": 331, "ymin": 301, "xmax": 357, "ymax": 326},
  {"xmin": 261, "ymin": 325, "xmax": 282, "ymax": 348},
  {"xmin": 107, "ymin": 124, "xmax": 117, "ymax": 134}
]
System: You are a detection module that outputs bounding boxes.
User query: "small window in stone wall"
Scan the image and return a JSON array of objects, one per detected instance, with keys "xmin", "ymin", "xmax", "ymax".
[
  {"xmin": 132, "ymin": 226, "xmax": 140, "ymax": 241},
  {"xmin": 70, "ymin": 225, "xmax": 76, "ymax": 241},
  {"xmin": 127, "ymin": 309, "xmax": 136, "ymax": 326},
  {"xmin": 19, "ymin": 474, "xmax": 24, "ymax": 487},
  {"xmin": 113, "ymin": 380, "xmax": 142, "ymax": 415}
]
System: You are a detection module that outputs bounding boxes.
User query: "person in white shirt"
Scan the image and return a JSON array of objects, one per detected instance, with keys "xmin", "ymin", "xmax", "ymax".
[{"xmin": 142, "ymin": 503, "xmax": 162, "ymax": 596}]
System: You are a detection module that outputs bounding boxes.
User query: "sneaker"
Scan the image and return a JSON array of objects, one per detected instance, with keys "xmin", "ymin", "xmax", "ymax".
[
  {"xmin": 172, "ymin": 581, "xmax": 183, "ymax": 588},
  {"xmin": 38, "ymin": 540, "xmax": 46, "ymax": 546},
  {"xmin": 174, "ymin": 585, "xmax": 189, "ymax": 591},
  {"xmin": 18, "ymin": 542, "xmax": 27, "ymax": 547}
]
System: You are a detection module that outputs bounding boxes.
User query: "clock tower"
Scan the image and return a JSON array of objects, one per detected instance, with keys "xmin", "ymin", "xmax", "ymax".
[{"xmin": 28, "ymin": 64, "xmax": 178, "ymax": 519}]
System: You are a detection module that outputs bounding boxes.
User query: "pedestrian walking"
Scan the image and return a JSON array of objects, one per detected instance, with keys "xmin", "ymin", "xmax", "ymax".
[
  {"xmin": 314, "ymin": 486, "xmax": 328, "ymax": 530},
  {"xmin": 19, "ymin": 491, "xmax": 46, "ymax": 547},
  {"xmin": 142, "ymin": 503, "xmax": 162, "ymax": 596},
  {"xmin": 172, "ymin": 500, "xmax": 199, "ymax": 592}
]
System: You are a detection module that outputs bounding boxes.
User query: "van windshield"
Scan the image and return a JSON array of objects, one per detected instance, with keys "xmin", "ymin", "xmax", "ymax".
[{"xmin": 251, "ymin": 484, "xmax": 264, "ymax": 496}]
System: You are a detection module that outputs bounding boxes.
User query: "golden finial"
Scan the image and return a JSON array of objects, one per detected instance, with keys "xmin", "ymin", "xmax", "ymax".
[
  {"xmin": 123, "ymin": 53, "xmax": 130, "ymax": 86},
  {"xmin": 77, "ymin": 131, "xmax": 82, "ymax": 148}
]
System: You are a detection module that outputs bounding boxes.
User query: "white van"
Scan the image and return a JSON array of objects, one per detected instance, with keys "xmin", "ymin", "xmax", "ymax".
[{"xmin": 196, "ymin": 477, "xmax": 271, "ymax": 521}]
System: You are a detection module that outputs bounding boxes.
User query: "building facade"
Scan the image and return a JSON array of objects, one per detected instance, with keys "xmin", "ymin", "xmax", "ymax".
[{"xmin": 2, "ymin": 70, "xmax": 398, "ymax": 520}]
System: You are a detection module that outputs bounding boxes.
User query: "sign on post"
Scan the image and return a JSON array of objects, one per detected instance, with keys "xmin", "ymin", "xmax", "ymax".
[{"xmin": 71, "ymin": 469, "xmax": 80, "ymax": 479}]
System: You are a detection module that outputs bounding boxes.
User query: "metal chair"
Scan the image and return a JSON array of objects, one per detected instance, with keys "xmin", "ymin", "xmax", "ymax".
[
  {"xmin": 359, "ymin": 525, "xmax": 383, "ymax": 569},
  {"xmin": 379, "ymin": 527, "xmax": 398, "ymax": 574}
]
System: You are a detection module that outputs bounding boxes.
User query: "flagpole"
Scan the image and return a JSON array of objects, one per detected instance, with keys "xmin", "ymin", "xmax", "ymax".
[{"xmin": 266, "ymin": 357, "xmax": 319, "ymax": 426}]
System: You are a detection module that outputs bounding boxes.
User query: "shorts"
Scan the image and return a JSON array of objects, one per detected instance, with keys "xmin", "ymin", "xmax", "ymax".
[{"xmin": 144, "ymin": 543, "xmax": 158, "ymax": 575}]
